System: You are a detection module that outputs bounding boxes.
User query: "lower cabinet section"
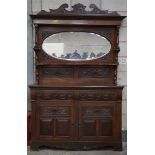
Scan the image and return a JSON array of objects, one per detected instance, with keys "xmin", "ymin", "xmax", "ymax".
[
  {"xmin": 40, "ymin": 118, "xmax": 54, "ymax": 136},
  {"xmin": 30, "ymin": 87, "xmax": 123, "ymax": 151},
  {"xmin": 80, "ymin": 118, "xmax": 113, "ymax": 137},
  {"xmin": 99, "ymin": 119, "xmax": 113, "ymax": 136},
  {"xmin": 78, "ymin": 101, "xmax": 119, "ymax": 141},
  {"xmin": 40, "ymin": 118, "xmax": 72, "ymax": 137},
  {"xmin": 35, "ymin": 101, "xmax": 75, "ymax": 140},
  {"xmin": 55, "ymin": 118, "xmax": 71, "ymax": 137}
]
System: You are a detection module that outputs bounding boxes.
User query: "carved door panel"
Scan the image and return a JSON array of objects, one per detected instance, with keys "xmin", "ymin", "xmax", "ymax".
[
  {"xmin": 36, "ymin": 100, "xmax": 75, "ymax": 140},
  {"xmin": 78, "ymin": 101, "xmax": 115, "ymax": 141}
]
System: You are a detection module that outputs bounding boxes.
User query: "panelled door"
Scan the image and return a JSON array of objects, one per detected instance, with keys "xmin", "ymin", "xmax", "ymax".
[
  {"xmin": 36, "ymin": 100, "xmax": 75, "ymax": 141},
  {"xmin": 34, "ymin": 100, "xmax": 121, "ymax": 142},
  {"xmin": 78, "ymin": 101, "xmax": 116, "ymax": 141}
]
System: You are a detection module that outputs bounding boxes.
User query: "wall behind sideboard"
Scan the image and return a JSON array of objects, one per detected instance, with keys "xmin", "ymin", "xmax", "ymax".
[{"xmin": 27, "ymin": 0, "xmax": 127, "ymax": 130}]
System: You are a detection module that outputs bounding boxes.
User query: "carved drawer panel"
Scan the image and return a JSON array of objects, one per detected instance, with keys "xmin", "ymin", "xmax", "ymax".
[
  {"xmin": 82, "ymin": 107, "xmax": 112, "ymax": 117},
  {"xmin": 79, "ymin": 90, "xmax": 121, "ymax": 101},
  {"xmin": 41, "ymin": 67, "xmax": 73, "ymax": 78},
  {"xmin": 32, "ymin": 90, "xmax": 74, "ymax": 100},
  {"xmin": 31, "ymin": 88, "xmax": 122, "ymax": 101},
  {"xmin": 40, "ymin": 106, "xmax": 70, "ymax": 117},
  {"xmin": 79, "ymin": 67, "xmax": 112, "ymax": 78}
]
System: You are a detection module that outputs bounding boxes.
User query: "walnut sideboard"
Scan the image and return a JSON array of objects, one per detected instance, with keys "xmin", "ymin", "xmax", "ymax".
[{"xmin": 29, "ymin": 3, "xmax": 126, "ymax": 151}]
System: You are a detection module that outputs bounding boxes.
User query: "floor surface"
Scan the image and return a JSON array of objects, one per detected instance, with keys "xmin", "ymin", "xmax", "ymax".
[{"xmin": 27, "ymin": 143, "xmax": 127, "ymax": 155}]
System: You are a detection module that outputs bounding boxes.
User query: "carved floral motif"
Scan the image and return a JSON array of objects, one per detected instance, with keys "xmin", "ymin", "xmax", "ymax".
[
  {"xmin": 32, "ymin": 89, "xmax": 120, "ymax": 101},
  {"xmin": 36, "ymin": 91, "xmax": 74, "ymax": 100},
  {"xmin": 40, "ymin": 107, "xmax": 70, "ymax": 118},
  {"xmin": 79, "ymin": 68, "xmax": 111, "ymax": 78},
  {"xmin": 83, "ymin": 107, "xmax": 112, "ymax": 116},
  {"xmin": 42, "ymin": 68, "xmax": 73, "ymax": 78}
]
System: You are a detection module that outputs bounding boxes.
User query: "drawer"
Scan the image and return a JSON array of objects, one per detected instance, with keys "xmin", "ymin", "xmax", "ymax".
[
  {"xmin": 78, "ymin": 89, "xmax": 122, "ymax": 101},
  {"xmin": 38, "ymin": 100, "xmax": 73, "ymax": 117},
  {"xmin": 31, "ymin": 89, "xmax": 74, "ymax": 100},
  {"xmin": 30, "ymin": 87, "xmax": 122, "ymax": 101},
  {"xmin": 78, "ymin": 66, "xmax": 115, "ymax": 85},
  {"xmin": 40, "ymin": 107, "xmax": 70, "ymax": 117},
  {"xmin": 79, "ymin": 67, "xmax": 112, "ymax": 78},
  {"xmin": 41, "ymin": 67, "xmax": 73, "ymax": 78},
  {"xmin": 82, "ymin": 107, "xmax": 113, "ymax": 117}
]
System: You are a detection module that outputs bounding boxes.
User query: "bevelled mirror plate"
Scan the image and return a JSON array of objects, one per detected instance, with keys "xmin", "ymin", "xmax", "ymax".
[{"xmin": 42, "ymin": 32, "xmax": 111, "ymax": 61}]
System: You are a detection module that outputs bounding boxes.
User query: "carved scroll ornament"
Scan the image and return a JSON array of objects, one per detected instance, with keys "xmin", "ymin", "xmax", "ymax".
[{"xmin": 37, "ymin": 3, "xmax": 120, "ymax": 16}]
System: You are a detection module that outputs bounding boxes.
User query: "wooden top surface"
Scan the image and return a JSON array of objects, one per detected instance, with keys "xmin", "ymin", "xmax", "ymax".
[{"xmin": 29, "ymin": 84, "xmax": 124, "ymax": 89}]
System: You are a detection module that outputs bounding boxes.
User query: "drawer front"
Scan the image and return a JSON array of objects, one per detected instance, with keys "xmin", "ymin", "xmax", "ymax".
[
  {"xmin": 79, "ymin": 89, "xmax": 122, "ymax": 101},
  {"xmin": 82, "ymin": 107, "xmax": 113, "ymax": 117},
  {"xmin": 31, "ymin": 89, "xmax": 74, "ymax": 100},
  {"xmin": 39, "ymin": 67, "xmax": 74, "ymax": 85},
  {"xmin": 40, "ymin": 107, "xmax": 70, "ymax": 117},
  {"xmin": 79, "ymin": 67, "xmax": 112, "ymax": 78},
  {"xmin": 78, "ymin": 67, "xmax": 115, "ymax": 85},
  {"xmin": 37, "ymin": 66, "xmax": 116, "ymax": 86},
  {"xmin": 30, "ymin": 88, "xmax": 122, "ymax": 101},
  {"xmin": 41, "ymin": 67, "xmax": 73, "ymax": 78}
]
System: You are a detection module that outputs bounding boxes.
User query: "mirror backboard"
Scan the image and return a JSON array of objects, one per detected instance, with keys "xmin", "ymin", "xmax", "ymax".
[{"xmin": 42, "ymin": 32, "xmax": 111, "ymax": 61}]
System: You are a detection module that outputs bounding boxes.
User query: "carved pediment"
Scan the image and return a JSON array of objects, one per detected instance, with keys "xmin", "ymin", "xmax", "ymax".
[{"xmin": 37, "ymin": 3, "xmax": 120, "ymax": 16}]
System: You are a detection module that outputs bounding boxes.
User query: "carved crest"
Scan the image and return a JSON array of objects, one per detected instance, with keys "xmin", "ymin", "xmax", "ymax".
[{"xmin": 37, "ymin": 3, "xmax": 120, "ymax": 16}]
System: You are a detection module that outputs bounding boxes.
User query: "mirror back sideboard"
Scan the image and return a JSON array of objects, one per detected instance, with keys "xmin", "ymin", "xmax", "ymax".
[{"xmin": 29, "ymin": 3, "xmax": 126, "ymax": 151}]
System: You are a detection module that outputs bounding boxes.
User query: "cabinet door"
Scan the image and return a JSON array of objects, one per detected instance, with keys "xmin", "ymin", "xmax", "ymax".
[
  {"xmin": 36, "ymin": 100, "xmax": 75, "ymax": 140},
  {"xmin": 78, "ymin": 101, "xmax": 117, "ymax": 141}
]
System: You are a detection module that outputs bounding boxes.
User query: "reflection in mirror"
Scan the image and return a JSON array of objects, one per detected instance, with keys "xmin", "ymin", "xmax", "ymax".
[{"xmin": 42, "ymin": 32, "xmax": 111, "ymax": 61}]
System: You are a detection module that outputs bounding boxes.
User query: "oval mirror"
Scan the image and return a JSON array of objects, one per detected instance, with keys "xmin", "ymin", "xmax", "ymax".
[{"xmin": 42, "ymin": 32, "xmax": 111, "ymax": 61}]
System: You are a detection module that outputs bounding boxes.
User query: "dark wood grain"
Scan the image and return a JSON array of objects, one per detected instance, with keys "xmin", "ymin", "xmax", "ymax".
[{"xmin": 29, "ymin": 3, "xmax": 125, "ymax": 151}]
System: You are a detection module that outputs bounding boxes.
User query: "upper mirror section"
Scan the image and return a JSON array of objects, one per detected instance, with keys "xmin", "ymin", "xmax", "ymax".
[{"xmin": 42, "ymin": 32, "xmax": 111, "ymax": 61}]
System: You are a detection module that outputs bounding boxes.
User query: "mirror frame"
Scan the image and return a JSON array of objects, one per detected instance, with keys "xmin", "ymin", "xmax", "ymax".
[
  {"xmin": 36, "ymin": 27, "xmax": 116, "ymax": 65},
  {"xmin": 42, "ymin": 31, "xmax": 112, "ymax": 61}
]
